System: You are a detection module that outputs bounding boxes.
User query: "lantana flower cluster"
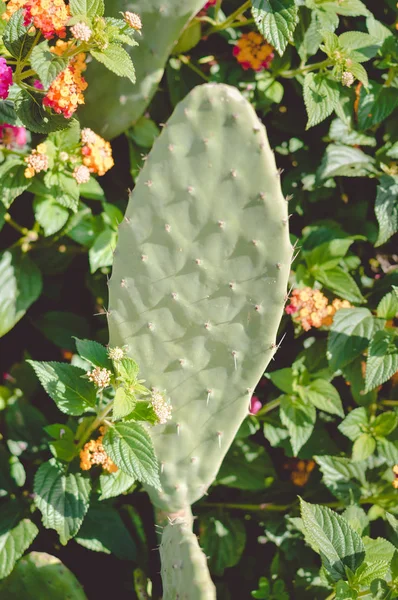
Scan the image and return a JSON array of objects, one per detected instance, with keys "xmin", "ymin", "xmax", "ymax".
[
  {"xmin": 3, "ymin": 0, "xmax": 70, "ymax": 39},
  {"xmin": 81, "ymin": 127, "xmax": 114, "ymax": 176},
  {"xmin": 0, "ymin": 124, "xmax": 27, "ymax": 147},
  {"xmin": 285, "ymin": 287, "xmax": 352, "ymax": 331},
  {"xmin": 0, "ymin": 57, "xmax": 12, "ymax": 99},
  {"xmin": 233, "ymin": 32, "xmax": 274, "ymax": 72},
  {"xmin": 24, "ymin": 142, "xmax": 49, "ymax": 178},
  {"xmin": 80, "ymin": 427, "xmax": 118, "ymax": 473}
]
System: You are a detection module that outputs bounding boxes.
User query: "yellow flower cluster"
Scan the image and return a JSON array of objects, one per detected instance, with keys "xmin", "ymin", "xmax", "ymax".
[
  {"xmin": 42, "ymin": 43, "xmax": 87, "ymax": 118},
  {"xmin": 81, "ymin": 128, "xmax": 114, "ymax": 176},
  {"xmin": 286, "ymin": 287, "xmax": 351, "ymax": 331},
  {"xmin": 393, "ymin": 465, "xmax": 398, "ymax": 489},
  {"xmin": 2, "ymin": 0, "xmax": 27, "ymax": 21},
  {"xmin": 24, "ymin": 142, "xmax": 48, "ymax": 178},
  {"xmin": 80, "ymin": 429, "xmax": 117, "ymax": 473},
  {"xmin": 233, "ymin": 32, "xmax": 274, "ymax": 72}
]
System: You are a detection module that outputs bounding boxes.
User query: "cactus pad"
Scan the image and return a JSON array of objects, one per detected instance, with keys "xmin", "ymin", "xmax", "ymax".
[
  {"xmin": 0, "ymin": 552, "xmax": 88, "ymax": 599},
  {"xmin": 80, "ymin": 0, "xmax": 205, "ymax": 139},
  {"xmin": 108, "ymin": 83, "xmax": 291, "ymax": 513}
]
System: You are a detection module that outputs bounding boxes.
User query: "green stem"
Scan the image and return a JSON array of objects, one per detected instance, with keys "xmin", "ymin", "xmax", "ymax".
[
  {"xmin": 256, "ymin": 398, "xmax": 280, "ymax": 417},
  {"xmin": 76, "ymin": 400, "xmax": 114, "ymax": 451},
  {"xmin": 279, "ymin": 59, "xmax": 332, "ymax": 79},
  {"xmin": 178, "ymin": 55, "xmax": 210, "ymax": 82},
  {"xmin": 202, "ymin": 502, "xmax": 294, "ymax": 512},
  {"xmin": 4, "ymin": 213, "xmax": 29, "ymax": 235},
  {"xmin": 19, "ymin": 68, "xmax": 36, "ymax": 81},
  {"xmin": 206, "ymin": 0, "xmax": 251, "ymax": 34}
]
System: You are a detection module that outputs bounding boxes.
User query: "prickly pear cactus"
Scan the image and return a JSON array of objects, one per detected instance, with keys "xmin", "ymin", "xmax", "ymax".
[
  {"xmin": 0, "ymin": 552, "xmax": 88, "ymax": 599},
  {"xmin": 160, "ymin": 511, "xmax": 216, "ymax": 600},
  {"xmin": 80, "ymin": 0, "xmax": 205, "ymax": 139}
]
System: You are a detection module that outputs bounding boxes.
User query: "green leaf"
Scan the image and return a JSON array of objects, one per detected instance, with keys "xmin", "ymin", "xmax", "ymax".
[
  {"xmin": 89, "ymin": 229, "xmax": 117, "ymax": 273},
  {"xmin": 15, "ymin": 90, "xmax": 68, "ymax": 134},
  {"xmin": 342, "ymin": 357, "xmax": 376, "ymax": 406},
  {"xmin": 355, "ymin": 537, "xmax": 396, "ymax": 587},
  {"xmin": 366, "ymin": 16, "xmax": 392, "ymax": 45},
  {"xmin": 34, "ymin": 311, "xmax": 90, "ymax": 351},
  {"xmin": 27, "ymin": 361, "xmax": 96, "ymax": 415},
  {"xmin": 322, "ymin": 0, "xmax": 369, "ymax": 17},
  {"xmin": 365, "ymin": 329, "xmax": 398, "ymax": 392},
  {"xmin": 280, "ymin": 395, "xmax": 316, "ymax": 456},
  {"xmin": 33, "ymin": 197, "xmax": 69, "ymax": 237},
  {"xmin": 377, "ymin": 289, "xmax": 398, "ymax": 320},
  {"xmin": 302, "ymin": 379, "xmax": 344, "ymax": 417},
  {"xmin": 0, "ymin": 159, "xmax": 30, "ymax": 209},
  {"xmin": 348, "ymin": 61, "xmax": 369, "ymax": 87},
  {"xmin": 74, "ymin": 338, "xmax": 111, "ymax": 369},
  {"xmin": 267, "ymin": 368, "xmax": 294, "ymax": 394},
  {"xmin": 335, "ymin": 581, "xmax": 357, "ymax": 600},
  {"xmin": 0, "ymin": 250, "xmax": 42, "ymax": 338},
  {"xmin": 328, "ymin": 308, "xmax": 380, "ymax": 372},
  {"xmin": 352, "ymin": 433, "xmax": 376, "ymax": 462},
  {"xmin": 45, "ymin": 425, "xmax": 77, "ymax": 462},
  {"xmin": 113, "ymin": 387, "xmax": 137, "ymax": 420},
  {"xmin": 329, "ymin": 118, "xmax": 376, "ymax": 147},
  {"xmin": 129, "ymin": 117, "xmax": 160, "ymax": 148},
  {"xmin": 252, "ymin": 0, "xmax": 298, "ymax": 56},
  {"xmin": 34, "ymin": 459, "xmax": 91, "ymax": 545},
  {"xmin": 200, "ymin": 513, "xmax": 246, "ymax": 576},
  {"xmin": 300, "ymin": 499, "xmax": 365, "ymax": 581},
  {"xmin": 30, "ymin": 41, "xmax": 69, "ymax": 88},
  {"xmin": 49, "ymin": 119, "xmax": 81, "ymax": 150},
  {"xmin": 3, "ymin": 9, "xmax": 36, "ymax": 60},
  {"xmin": 103, "ymin": 422, "xmax": 160, "ymax": 489},
  {"xmin": 217, "ymin": 438, "xmax": 275, "ymax": 490},
  {"xmin": 44, "ymin": 171, "xmax": 80, "ymax": 212},
  {"xmin": 317, "ymin": 144, "xmax": 376, "ymax": 180},
  {"xmin": 0, "ymin": 502, "xmax": 38, "ymax": 579},
  {"xmin": 91, "ymin": 45, "xmax": 136, "ymax": 83},
  {"xmin": 314, "ymin": 267, "xmax": 364, "ymax": 303},
  {"xmin": 99, "ymin": 469, "xmax": 135, "ymax": 501},
  {"xmin": 338, "ymin": 407, "xmax": 368, "ymax": 441},
  {"xmin": 75, "ymin": 504, "xmax": 136, "ymax": 560},
  {"xmin": 374, "ymin": 176, "xmax": 398, "ymax": 247},
  {"xmin": 342, "ymin": 506, "xmax": 368, "ymax": 536},
  {"xmin": 69, "ymin": 0, "xmax": 104, "ymax": 17},
  {"xmin": 0, "ymin": 100, "xmax": 19, "ymax": 126},
  {"xmin": 79, "ymin": 178, "xmax": 106, "ymax": 201},
  {"xmin": 372, "ymin": 412, "xmax": 398, "ymax": 438},
  {"xmin": 338, "ymin": 32, "xmax": 380, "ymax": 62},
  {"xmin": 315, "ymin": 455, "xmax": 366, "ymax": 500},
  {"xmin": 305, "ymin": 238, "xmax": 354, "ymax": 271},
  {"xmin": 303, "ymin": 73, "xmax": 339, "ymax": 129},
  {"xmin": 377, "ymin": 438, "xmax": 398, "ymax": 466},
  {"xmin": 357, "ymin": 82, "xmax": 398, "ymax": 130}
]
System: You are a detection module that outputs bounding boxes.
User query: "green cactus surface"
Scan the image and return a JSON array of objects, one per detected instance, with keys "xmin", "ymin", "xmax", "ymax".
[
  {"xmin": 159, "ymin": 511, "xmax": 216, "ymax": 600},
  {"xmin": 0, "ymin": 552, "xmax": 88, "ymax": 600},
  {"xmin": 108, "ymin": 82, "xmax": 292, "ymax": 514},
  {"xmin": 79, "ymin": 0, "xmax": 205, "ymax": 139}
]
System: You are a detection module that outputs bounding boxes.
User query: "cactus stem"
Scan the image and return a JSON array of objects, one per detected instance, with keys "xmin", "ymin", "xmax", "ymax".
[
  {"xmin": 168, "ymin": 145, "xmax": 174, "ymax": 152},
  {"xmin": 176, "ymin": 423, "xmax": 181, "ymax": 436},
  {"xmin": 171, "ymin": 292, "xmax": 178, "ymax": 300},
  {"xmin": 188, "ymin": 186, "xmax": 194, "ymax": 194},
  {"xmin": 141, "ymin": 254, "xmax": 148, "ymax": 261},
  {"xmin": 218, "ymin": 220, "xmax": 225, "ymax": 229},
  {"xmin": 206, "ymin": 390, "xmax": 212, "ymax": 405},
  {"xmin": 216, "ymin": 432, "xmax": 222, "ymax": 448},
  {"xmin": 230, "ymin": 169, "xmax": 237, "ymax": 178},
  {"xmin": 195, "ymin": 259, "xmax": 202, "ymax": 265},
  {"xmin": 231, "ymin": 351, "xmax": 238, "ymax": 370},
  {"xmin": 165, "ymin": 224, "xmax": 171, "ymax": 232},
  {"xmin": 252, "ymin": 239, "xmax": 258, "ymax": 246},
  {"xmin": 144, "ymin": 180, "xmax": 153, "ymax": 187},
  {"xmin": 276, "ymin": 263, "xmax": 282, "ymax": 270}
]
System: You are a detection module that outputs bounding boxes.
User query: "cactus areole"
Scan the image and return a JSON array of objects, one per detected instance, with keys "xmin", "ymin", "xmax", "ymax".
[{"xmin": 108, "ymin": 83, "xmax": 291, "ymax": 597}]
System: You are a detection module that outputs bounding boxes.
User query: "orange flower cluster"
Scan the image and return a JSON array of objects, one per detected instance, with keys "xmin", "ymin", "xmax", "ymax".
[
  {"xmin": 393, "ymin": 465, "xmax": 398, "ymax": 489},
  {"xmin": 23, "ymin": 0, "xmax": 70, "ymax": 39},
  {"xmin": 24, "ymin": 142, "xmax": 48, "ymax": 178},
  {"xmin": 2, "ymin": 0, "xmax": 27, "ymax": 21},
  {"xmin": 80, "ymin": 429, "xmax": 117, "ymax": 473},
  {"xmin": 233, "ymin": 32, "xmax": 274, "ymax": 71},
  {"xmin": 285, "ymin": 287, "xmax": 351, "ymax": 331},
  {"xmin": 81, "ymin": 128, "xmax": 114, "ymax": 176},
  {"xmin": 43, "ymin": 47, "xmax": 87, "ymax": 118},
  {"xmin": 284, "ymin": 459, "xmax": 316, "ymax": 487}
]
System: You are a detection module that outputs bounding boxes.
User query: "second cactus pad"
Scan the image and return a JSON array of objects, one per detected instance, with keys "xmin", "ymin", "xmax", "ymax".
[{"xmin": 108, "ymin": 83, "xmax": 291, "ymax": 512}]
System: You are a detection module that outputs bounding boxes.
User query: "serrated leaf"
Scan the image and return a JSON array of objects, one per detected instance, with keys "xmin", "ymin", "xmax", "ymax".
[
  {"xmin": 317, "ymin": 144, "xmax": 376, "ymax": 180},
  {"xmin": 352, "ymin": 433, "xmax": 376, "ymax": 462},
  {"xmin": 342, "ymin": 506, "xmax": 368, "ymax": 535},
  {"xmin": 252, "ymin": 0, "xmax": 298, "ymax": 56},
  {"xmin": 372, "ymin": 412, "xmax": 398, "ymax": 438},
  {"xmin": 328, "ymin": 308, "xmax": 380, "ymax": 372},
  {"xmin": 0, "ymin": 249, "xmax": 42, "ymax": 338},
  {"xmin": 365, "ymin": 329, "xmax": 398, "ymax": 392},
  {"xmin": 43, "ymin": 171, "xmax": 80, "ymax": 212},
  {"xmin": 280, "ymin": 395, "xmax": 316, "ymax": 456},
  {"xmin": 0, "ymin": 100, "xmax": 19, "ymax": 126},
  {"xmin": 30, "ymin": 42, "xmax": 69, "ymax": 88},
  {"xmin": 303, "ymin": 73, "xmax": 339, "ymax": 129},
  {"xmin": 366, "ymin": 16, "xmax": 392, "ymax": 45},
  {"xmin": 377, "ymin": 438, "xmax": 398, "ymax": 466},
  {"xmin": 314, "ymin": 267, "xmax": 365, "ymax": 303},
  {"xmin": 355, "ymin": 537, "xmax": 396, "ymax": 586},
  {"xmin": 357, "ymin": 82, "xmax": 398, "ymax": 130},
  {"xmin": 322, "ymin": 0, "xmax": 369, "ymax": 17},
  {"xmin": 315, "ymin": 455, "xmax": 367, "ymax": 501},
  {"xmin": 349, "ymin": 61, "xmax": 368, "ymax": 87},
  {"xmin": 27, "ymin": 361, "xmax": 96, "ymax": 415},
  {"xmin": 74, "ymin": 338, "xmax": 111, "ymax": 370},
  {"xmin": 338, "ymin": 32, "xmax": 380, "ymax": 62},
  {"xmin": 0, "ymin": 159, "xmax": 30, "ymax": 209},
  {"xmin": 69, "ymin": 0, "xmax": 104, "ymax": 17},
  {"xmin": 33, "ymin": 196, "xmax": 69, "ymax": 236},
  {"xmin": 34, "ymin": 459, "xmax": 91, "ymax": 545},
  {"xmin": 49, "ymin": 119, "xmax": 81, "ymax": 150},
  {"xmin": 103, "ymin": 422, "xmax": 160, "ymax": 489},
  {"xmin": 377, "ymin": 290, "xmax": 398, "ymax": 320},
  {"xmin": 91, "ymin": 44, "xmax": 136, "ymax": 83},
  {"xmin": 99, "ymin": 469, "xmax": 135, "ymax": 501},
  {"xmin": 113, "ymin": 387, "xmax": 136, "ymax": 420},
  {"xmin": 200, "ymin": 513, "xmax": 246, "ymax": 576},
  {"xmin": 15, "ymin": 90, "xmax": 68, "ymax": 134},
  {"xmin": 338, "ymin": 407, "xmax": 368, "ymax": 441},
  {"xmin": 302, "ymin": 379, "xmax": 344, "ymax": 417},
  {"xmin": 0, "ymin": 502, "xmax": 38, "ymax": 579},
  {"xmin": 329, "ymin": 118, "xmax": 376, "ymax": 147},
  {"xmin": 3, "ymin": 9, "xmax": 36, "ymax": 60},
  {"xmin": 300, "ymin": 499, "xmax": 365, "ymax": 581},
  {"xmin": 374, "ymin": 176, "xmax": 398, "ymax": 247}
]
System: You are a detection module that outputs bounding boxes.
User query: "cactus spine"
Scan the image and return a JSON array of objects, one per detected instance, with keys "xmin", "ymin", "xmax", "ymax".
[
  {"xmin": 0, "ymin": 552, "xmax": 88, "ymax": 599},
  {"xmin": 108, "ymin": 83, "xmax": 291, "ymax": 597},
  {"xmin": 80, "ymin": 0, "xmax": 205, "ymax": 139}
]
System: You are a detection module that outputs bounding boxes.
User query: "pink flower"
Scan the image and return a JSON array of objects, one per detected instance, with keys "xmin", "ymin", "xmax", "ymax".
[
  {"xmin": 203, "ymin": 0, "xmax": 217, "ymax": 9},
  {"xmin": 0, "ymin": 58, "xmax": 13, "ymax": 100},
  {"xmin": 249, "ymin": 395, "xmax": 262, "ymax": 415},
  {"xmin": 0, "ymin": 124, "xmax": 27, "ymax": 147},
  {"xmin": 33, "ymin": 79, "xmax": 44, "ymax": 90}
]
